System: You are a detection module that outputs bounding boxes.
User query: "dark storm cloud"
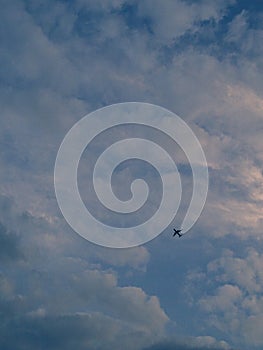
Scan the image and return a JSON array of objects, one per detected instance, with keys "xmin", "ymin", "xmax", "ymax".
[
  {"xmin": 143, "ymin": 339, "xmax": 233, "ymax": 350},
  {"xmin": 0, "ymin": 196, "xmax": 23, "ymax": 261},
  {"xmin": 0, "ymin": 313, "xmax": 125, "ymax": 350},
  {"xmin": 0, "ymin": 223, "xmax": 21, "ymax": 261},
  {"xmin": 0, "ymin": 303, "xmax": 165, "ymax": 350}
]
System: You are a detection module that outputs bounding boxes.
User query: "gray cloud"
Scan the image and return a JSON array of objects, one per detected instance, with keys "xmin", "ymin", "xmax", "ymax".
[
  {"xmin": 0, "ymin": 312, "xmax": 155, "ymax": 350},
  {"xmin": 143, "ymin": 336, "xmax": 233, "ymax": 350},
  {"xmin": 0, "ymin": 222, "xmax": 21, "ymax": 261},
  {"xmin": 0, "ymin": 194, "xmax": 168, "ymax": 350}
]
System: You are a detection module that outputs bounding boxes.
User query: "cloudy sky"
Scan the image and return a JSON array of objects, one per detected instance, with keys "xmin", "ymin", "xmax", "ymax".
[{"xmin": 1, "ymin": 0, "xmax": 263, "ymax": 349}]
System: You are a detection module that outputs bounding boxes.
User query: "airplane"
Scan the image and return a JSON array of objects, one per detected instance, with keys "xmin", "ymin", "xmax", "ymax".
[{"xmin": 173, "ymin": 229, "xmax": 183, "ymax": 237}]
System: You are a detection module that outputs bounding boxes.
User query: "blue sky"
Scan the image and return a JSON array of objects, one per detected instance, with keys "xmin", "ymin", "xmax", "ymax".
[{"xmin": 1, "ymin": 0, "xmax": 263, "ymax": 349}]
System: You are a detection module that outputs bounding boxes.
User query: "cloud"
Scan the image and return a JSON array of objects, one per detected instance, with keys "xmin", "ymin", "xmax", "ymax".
[
  {"xmin": 92, "ymin": 245, "xmax": 150, "ymax": 270},
  {"xmin": 207, "ymin": 248, "xmax": 263, "ymax": 294},
  {"xmin": 226, "ymin": 8, "xmax": 263, "ymax": 59},
  {"xmin": 142, "ymin": 335, "xmax": 232, "ymax": 350},
  {"xmin": 0, "ymin": 265, "xmax": 168, "ymax": 350},
  {"xmin": 137, "ymin": 0, "xmax": 234, "ymax": 44},
  {"xmin": 188, "ymin": 248, "xmax": 263, "ymax": 346},
  {"xmin": 0, "ymin": 312, "xmax": 155, "ymax": 350},
  {"xmin": 0, "ymin": 193, "xmax": 167, "ymax": 350},
  {"xmin": 0, "ymin": 222, "xmax": 21, "ymax": 261},
  {"xmin": 199, "ymin": 284, "xmax": 242, "ymax": 315},
  {"xmin": 1, "ymin": 0, "xmax": 263, "ymax": 349},
  {"xmin": 226, "ymin": 10, "xmax": 248, "ymax": 43}
]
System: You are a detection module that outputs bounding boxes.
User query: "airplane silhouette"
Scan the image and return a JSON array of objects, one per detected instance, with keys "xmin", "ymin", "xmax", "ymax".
[{"xmin": 173, "ymin": 229, "xmax": 182, "ymax": 237}]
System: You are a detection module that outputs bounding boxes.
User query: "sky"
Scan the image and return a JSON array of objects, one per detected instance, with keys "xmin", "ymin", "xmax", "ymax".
[{"xmin": 0, "ymin": 0, "xmax": 263, "ymax": 349}]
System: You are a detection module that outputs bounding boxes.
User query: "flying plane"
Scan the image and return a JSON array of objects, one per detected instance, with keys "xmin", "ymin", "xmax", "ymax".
[{"xmin": 173, "ymin": 229, "xmax": 182, "ymax": 237}]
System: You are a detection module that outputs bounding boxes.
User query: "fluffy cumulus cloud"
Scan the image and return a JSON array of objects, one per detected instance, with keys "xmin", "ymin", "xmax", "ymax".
[
  {"xmin": 0, "ymin": 195, "xmax": 167, "ymax": 350},
  {"xmin": 1, "ymin": 0, "xmax": 263, "ymax": 349},
  {"xmin": 0, "ymin": 273, "xmax": 169, "ymax": 350},
  {"xmin": 186, "ymin": 248, "xmax": 263, "ymax": 347}
]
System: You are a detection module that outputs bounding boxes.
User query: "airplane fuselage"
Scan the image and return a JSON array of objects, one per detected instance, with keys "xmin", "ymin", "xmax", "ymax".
[{"xmin": 173, "ymin": 229, "xmax": 182, "ymax": 237}]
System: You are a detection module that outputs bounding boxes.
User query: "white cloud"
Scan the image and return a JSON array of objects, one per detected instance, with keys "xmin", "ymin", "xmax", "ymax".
[
  {"xmin": 243, "ymin": 313, "xmax": 263, "ymax": 345},
  {"xmin": 208, "ymin": 249, "xmax": 263, "ymax": 294},
  {"xmin": 190, "ymin": 248, "xmax": 263, "ymax": 346},
  {"xmin": 199, "ymin": 284, "xmax": 242, "ymax": 317},
  {"xmin": 0, "ymin": 193, "xmax": 167, "ymax": 349}
]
